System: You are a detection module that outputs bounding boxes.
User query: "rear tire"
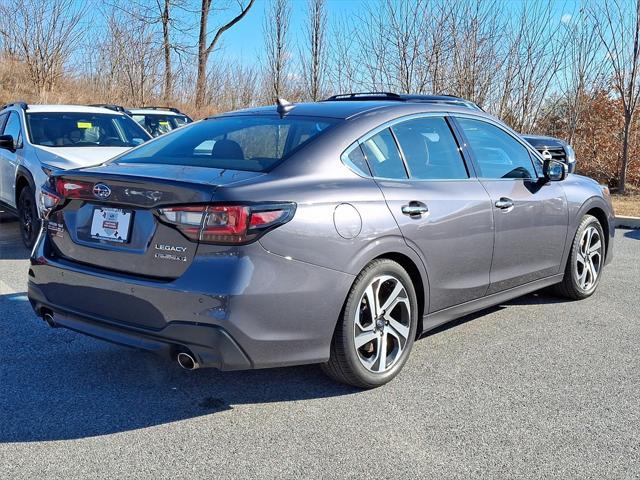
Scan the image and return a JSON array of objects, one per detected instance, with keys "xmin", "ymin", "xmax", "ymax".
[
  {"xmin": 18, "ymin": 185, "xmax": 40, "ymax": 249},
  {"xmin": 554, "ymin": 214, "xmax": 605, "ymax": 300},
  {"xmin": 322, "ymin": 259, "xmax": 418, "ymax": 388}
]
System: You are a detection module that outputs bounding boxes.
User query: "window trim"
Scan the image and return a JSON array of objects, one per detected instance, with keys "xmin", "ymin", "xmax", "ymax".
[
  {"xmin": 449, "ymin": 113, "xmax": 544, "ymax": 181},
  {"xmin": 340, "ymin": 112, "xmax": 477, "ymax": 182}
]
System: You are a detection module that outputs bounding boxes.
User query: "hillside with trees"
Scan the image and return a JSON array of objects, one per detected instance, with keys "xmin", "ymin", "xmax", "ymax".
[{"xmin": 0, "ymin": 0, "xmax": 638, "ymax": 195}]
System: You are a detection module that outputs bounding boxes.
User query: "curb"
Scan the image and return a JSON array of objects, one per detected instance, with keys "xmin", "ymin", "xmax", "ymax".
[{"xmin": 615, "ymin": 216, "xmax": 640, "ymax": 229}]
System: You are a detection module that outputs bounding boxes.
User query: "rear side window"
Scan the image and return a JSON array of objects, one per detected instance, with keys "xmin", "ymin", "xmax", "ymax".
[
  {"xmin": 456, "ymin": 117, "xmax": 536, "ymax": 179},
  {"xmin": 360, "ymin": 129, "xmax": 407, "ymax": 179},
  {"xmin": 392, "ymin": 117, "xmax": 468, "ymax": 180},
  {"xmin": 116, "ymin": 116, "xmax": 337, "ymax": 172}
]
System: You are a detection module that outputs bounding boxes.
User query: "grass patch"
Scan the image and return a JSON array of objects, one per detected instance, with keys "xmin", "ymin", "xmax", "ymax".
[{"xmin": 612, "ymin": 194, "xmax": 640, "ymax": 217}]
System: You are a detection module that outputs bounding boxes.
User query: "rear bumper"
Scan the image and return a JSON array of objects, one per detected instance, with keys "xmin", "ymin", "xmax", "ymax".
[
  {"xmin": 28, "ymin": 234, "xmax": 355, "ymax": 370},
  {"xmin": 28, "ymin": 281, "xmax": 251, "ymax": 370}
]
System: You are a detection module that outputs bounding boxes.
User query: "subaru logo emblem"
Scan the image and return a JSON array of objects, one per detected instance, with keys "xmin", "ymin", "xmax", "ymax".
[{"xmin": 93, "ymin": 183, "xmax": 111, "ymax": 199}]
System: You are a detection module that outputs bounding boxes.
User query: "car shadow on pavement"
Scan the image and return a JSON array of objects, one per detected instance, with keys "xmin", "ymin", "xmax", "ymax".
[
  {"xmin": 419, "ymin": 290, "xmax": 568, "ymax": 339},
  {"xmin": 623, "ymin": 229, "xmax": 640, "ymax": 240},
  {"xmin": 0, "ymin": 217, "xmax": 30, "ymax": 260},
  {"xmin": 0, "ymin": 291, "xmax": 359, "ymax": 443}
]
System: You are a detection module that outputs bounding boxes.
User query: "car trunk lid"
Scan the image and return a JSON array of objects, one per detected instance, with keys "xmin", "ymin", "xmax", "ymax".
[{"xmin": 46, "ymin": 164, "xmax": 264, "ymax": 279}]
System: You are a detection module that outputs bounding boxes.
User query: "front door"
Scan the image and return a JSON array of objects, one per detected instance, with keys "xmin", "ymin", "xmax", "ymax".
[
  {"xmin": 454, "ymin": 116, "xmax": 568, "ymax": 293},
  {"xmin": 359, "ymin": 115, "xmax": 494, "ymax": 312},
  {"xmin": 0, "ymin": 112, "xmax": 22, "ymax": 206}
]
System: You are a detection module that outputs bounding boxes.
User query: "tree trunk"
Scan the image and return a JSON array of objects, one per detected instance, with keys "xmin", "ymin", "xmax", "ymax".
[
  {"xmin": 161, "ymin": 0, "xmax": 172, "ymax": 103},
  {"xmin": 619, "ymin": 113, "xmax": 631, "ymax": 194},
  {"xmin": 195, "ymin": 0, "xmax": 211, "ymax": 109}
]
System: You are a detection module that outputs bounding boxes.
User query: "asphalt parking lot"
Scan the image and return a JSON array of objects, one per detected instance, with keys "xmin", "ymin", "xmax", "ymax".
[{"xmin": 1, "ymin": 217, "xmax": 639, "ymax": 479}]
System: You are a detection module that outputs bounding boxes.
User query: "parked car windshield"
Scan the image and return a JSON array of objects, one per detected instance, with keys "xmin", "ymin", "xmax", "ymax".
[
  {"xmin": 26, "ymin": 112, "xmax": 150, "ymax": 148},
  {"xmin": 131, "ymin": 114, "xmax": 191, "ymax": 137},
  {"xmin": 114, "ymin": 115, "xmax": 338, "ymax": 172}
]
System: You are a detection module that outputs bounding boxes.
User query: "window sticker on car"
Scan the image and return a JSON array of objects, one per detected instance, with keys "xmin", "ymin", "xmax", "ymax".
[
  {"xmin": 159, "ymin": 121, "xmax": 170, "ymax": 126},
  {"xmin": 77, "ymin": 122, "xmax": 93, "ymax": 129}
]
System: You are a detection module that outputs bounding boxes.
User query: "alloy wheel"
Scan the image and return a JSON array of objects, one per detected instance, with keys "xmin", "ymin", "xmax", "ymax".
[
  {"xmin": 19, "ymin": 193, "xmax": 36, "ymax": 245},
  {"xmin": 353, "ymin": 275, "xmax": 411, "ymax": 373},
  {"xmin": 576, "ymin": 225, "xmax": 602, "ymax": 291}
]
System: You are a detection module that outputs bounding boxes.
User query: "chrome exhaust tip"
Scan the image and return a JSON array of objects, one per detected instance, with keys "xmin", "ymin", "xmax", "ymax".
[
  {"xmin": 177, "ymin": 351, "xmax": 199, "ymax": 370},
  {"xmin": 43, "ymin": 312, "xmax": 56, "ymax": 328}
]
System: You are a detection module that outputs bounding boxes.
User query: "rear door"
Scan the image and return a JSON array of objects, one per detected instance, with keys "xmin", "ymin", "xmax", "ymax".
[
  {"xmin": 453, "ymin": 116, "xmax": 568, "ymax": 293},
  {"xmin": 358, "ymin": 114, "xmax": 494, "ymax": 312}
]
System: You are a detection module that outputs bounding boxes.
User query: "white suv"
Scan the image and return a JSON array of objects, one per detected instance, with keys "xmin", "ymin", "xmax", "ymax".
[
  {"xmin": 0, "ymin": 103, "xmax": 152, "ymax": 247},
  {"xmin": 128, "ymin": 107, "xmax": 192, "ymax": 137}
]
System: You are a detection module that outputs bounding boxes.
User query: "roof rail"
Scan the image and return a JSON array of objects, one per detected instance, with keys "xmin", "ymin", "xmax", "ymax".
[
  {"xmin": 139, "ymin": 106, "xmax": 183, "ymax": 114},
  {"xmin": 1, "ymin": 101, "xmax": 28, "ymax": 111},
  {"xmin": 322, "ymin": 92, "xmax": 483, "ymax": 110},
  {"xmin": 89, "ymin": 103, "xmax": 129, "ymax": 113},
  {"xmin": 323, "ymin": 92, "xmax": 402, "ymax": 102}
]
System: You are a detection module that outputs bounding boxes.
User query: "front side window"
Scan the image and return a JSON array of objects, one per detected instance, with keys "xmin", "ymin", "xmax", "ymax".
[
  {"xmin": 456, "ymin": 117, "xmax": 536, "ymax": 179},
  {"xmin": 3, "ymin": 112, "xmax": 22, "ymax": 149},
  {"xmin": 360, "ymin": 128, "xmax": 407, "ymax": 179},
  {"xmin": 392, "ymin": 116, "xmax": 468, "ymax": 180},
  {"xmin": 26, "ymin": 112, "xmax": 150, "ymax": 148},
  {"xmin": 115, "ymin": 115, "xmax": 337, "ymax": 172},
  {"xmin": 0, "ymin": 112, "xmax": 9, "ymax": 133}
]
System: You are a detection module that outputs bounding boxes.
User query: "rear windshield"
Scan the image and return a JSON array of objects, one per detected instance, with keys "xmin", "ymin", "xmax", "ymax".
[
  {"xmin": 27, "ymin": 112, "xmax": 150, "ymax": 148},
  {"xmin": 131, "ymin": 114, "xmax": 191, "ymax": 137},
  {"xmin": 114, "ymin": 115, "xmax": 338, "ymax": 172}
]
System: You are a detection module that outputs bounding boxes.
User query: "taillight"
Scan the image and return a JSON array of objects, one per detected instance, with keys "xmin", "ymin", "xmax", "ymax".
[
  {"xmin": 157, "ymin": 203, "xmax": 296, "ymax": 244},
  {"xmin": 56, "ymin": 178, "xmax": 94, "ymax": 198},
  {"xmin": 39, "ymin": 187, "xmax": 62, "ymax": 218}
]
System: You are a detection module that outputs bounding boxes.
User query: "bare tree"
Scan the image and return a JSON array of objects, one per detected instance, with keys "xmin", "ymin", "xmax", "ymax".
[
  {"xmin": 499, "ymin": 1, "xmax": 567, "ymax": 131},
  {"xmin": 592, "ymin": 0, "xmax": 640, "ymax": 194},
  {"xmin": 93, "ymin": 10, "xmax": 162, "ymax": 105},
  {"xmin": 447, "ymin": 0, "xmax": 505, "ymax": 106},
  {"xmin": 301, "ymin": 0, "xmax": 327, "ymax": 101},
  {"xmin": 326, "ymin": 15, "xmax": 359, "ymax": 94},
  {"xmin": 0, "ymin": 0, "xmax": 86, "ymax": 96},
  {"xmin": 160, "ymin": 0, "xmax": 173, "ymax": 102},
  {"xmin": 559, "ymin": 8, "xmax": 606, "ymax": 144},
  {"xmin": 264, "ymin": 0, "xmax": 291, "ymax": 100},
  {"xmin": 195, "ymin": 0, "xmax": 255, "ymax": 109}
]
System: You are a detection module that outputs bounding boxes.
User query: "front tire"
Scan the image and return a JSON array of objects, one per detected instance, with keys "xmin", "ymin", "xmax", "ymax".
[
  {"xmin": 322, "ymin": 259, "xmax": 418, "ymax": 388},
  {"xmin": 18, "ymin": 186, "xmax": 40, "ymax": 249},
  {"xmin": 554, "ymin": 214, "xmax": 605, "ymax": 300}
]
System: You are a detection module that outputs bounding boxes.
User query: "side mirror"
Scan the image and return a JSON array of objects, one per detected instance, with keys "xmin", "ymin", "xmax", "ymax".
[
  {"xmin": 0, "ymin": 134, "xmax": 15, "ymax": 151},
  {"xmin": 543, "ymin": 159, "xmax": 567, "ymax": 182}
]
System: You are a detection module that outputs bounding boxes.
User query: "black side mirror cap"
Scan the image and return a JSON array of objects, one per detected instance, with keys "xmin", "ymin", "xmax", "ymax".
[
  {"xmin": 543, "ymin": 159, "xmax": 568, "ymax": 182},
  {"xmin": 0, "ymin": 134, "xmax": 15, "ymax": 152}
]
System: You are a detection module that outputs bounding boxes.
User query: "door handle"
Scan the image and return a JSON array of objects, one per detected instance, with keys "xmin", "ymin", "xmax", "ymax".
[
  {"xmin": 495, "ymin": 197, "xmax": 514, "ymax": 210},
  {"xmin": 401, "ymin": 202, "xmax": 429, "ymax": 217}
]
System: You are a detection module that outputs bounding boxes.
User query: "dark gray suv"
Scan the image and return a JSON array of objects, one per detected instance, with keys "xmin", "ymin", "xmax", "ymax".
[{"xmin": 28, "ymin": 94, "xmax": 614, "ymax": 388}]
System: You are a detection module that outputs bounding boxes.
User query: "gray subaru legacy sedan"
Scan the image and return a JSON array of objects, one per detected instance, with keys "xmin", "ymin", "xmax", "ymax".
[{"xmin": 28, "ymin": 93, "xmax": 614, "ymax": 388}]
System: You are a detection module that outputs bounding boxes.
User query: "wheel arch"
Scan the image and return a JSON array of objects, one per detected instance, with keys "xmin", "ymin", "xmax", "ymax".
[
  {"xmin": 373, "ymin": 252, "xmax": 427, "ymax": 337},
  {"xmin": 585, "ymin": 206, "xmax": 610, "ymax": 257},
  {"xmin": 15, "ymin": 166, "xmax": 36, "ymax": 207}
]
